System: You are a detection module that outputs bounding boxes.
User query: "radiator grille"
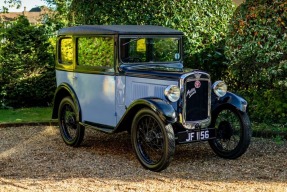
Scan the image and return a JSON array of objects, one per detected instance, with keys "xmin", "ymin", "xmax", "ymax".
[{"xmin": 185, "ymin": 79, "xmax": 209, "ymax": 121}]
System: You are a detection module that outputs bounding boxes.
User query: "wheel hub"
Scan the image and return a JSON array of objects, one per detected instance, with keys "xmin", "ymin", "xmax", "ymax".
[
  {"xmin": 144, "ymin": 130, "xmax": 163, "ymax": 149},
  {"xmin": 66, "ymin": 114, "xmax": 77, "ymax": 129},
  {"xmin": 145, "ymin": 130, "xmax": 157, "ymax": 142},
  {"xmin": 218, "ymin": 120, "xmax": 233, "ymax": 141}
]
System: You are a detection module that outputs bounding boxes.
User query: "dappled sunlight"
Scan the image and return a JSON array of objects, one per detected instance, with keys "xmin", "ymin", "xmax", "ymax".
[
  {"xmin": 0, "ymin": 126, "xmax": 286, "ymax": 191},
  {"xmin": 18, "ymin": 68, "xmax": 45, "ymax": 81},
  {"xmin": 0, "ymin": 126, "xmax": 57, "ymax": 159},
  {"xmin": 0, "ymin": 174, "xmax": 286, "ymax": 192},
  {"xmin": 102, "ymin": 76, "xmax": 115, "ymax": 102}
]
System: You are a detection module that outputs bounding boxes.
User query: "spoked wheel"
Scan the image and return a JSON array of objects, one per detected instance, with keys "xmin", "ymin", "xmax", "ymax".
[
  {"xmin": 208, "ymin": 105, "xmax": 251, "ymax": 159},
  {"xmin": 58, "ymin": 97, "xmax": 85, "ymax": 147},
  {"xmin": 131, "ymin": 108, "xmax": 175, "ymax": 172}
]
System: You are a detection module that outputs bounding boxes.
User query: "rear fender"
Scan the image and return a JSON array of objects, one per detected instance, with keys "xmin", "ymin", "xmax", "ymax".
[{"xmin": 52, "ymin": 83, "xmax": 81, "ymax": 122}]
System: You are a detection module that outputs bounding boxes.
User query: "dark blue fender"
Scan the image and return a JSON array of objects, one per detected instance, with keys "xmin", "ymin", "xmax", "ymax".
[
  {"xmin": 52, "ymin": 83, "xmax": 81, "ymax": 121},
  {"xmin": 114, "ymin": 97, "xmax": 177, "ymax": 133},
  {"xmin": 211, "ymin": 92, "xmax": 248, "ymax": 112},
  {"xmin": 130, "ymin": 98, "xmax": 177, "ymax": 123}
]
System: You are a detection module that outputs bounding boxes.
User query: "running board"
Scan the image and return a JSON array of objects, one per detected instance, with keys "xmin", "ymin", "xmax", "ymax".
[{"xmin": 79, "ymin": 121, "xmax": 114, "ymax": 134}]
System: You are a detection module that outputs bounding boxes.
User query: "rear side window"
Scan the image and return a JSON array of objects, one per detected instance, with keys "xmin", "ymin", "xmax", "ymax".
[
  {"xmin": 59, "ymin": 38, "xmax": 73, "ymax": 64},
  {"xmin": 77, "ymin": 36, "xmax": 114, "ymax": 71}
]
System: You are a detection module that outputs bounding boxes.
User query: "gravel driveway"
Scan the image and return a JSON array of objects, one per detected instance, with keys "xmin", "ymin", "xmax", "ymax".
[{"xmin": 0, "ymin": 125, "xmax": 286, "ymax": 192}]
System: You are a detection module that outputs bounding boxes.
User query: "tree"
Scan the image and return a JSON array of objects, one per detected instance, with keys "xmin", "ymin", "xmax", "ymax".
[
  {"xmin": 225, "ymin": 0, "xmax": 287, "ymax": 124},
  {"xmin": 66, "ymin": 0, "xmax": 235, "ymax": 80},
  {"xmin": 40, "ymin": 0, "xmax": 235, "ymax": 80},
  {"xmin": 44, "ymin": 0, "xmax": 73, "ymax": 26},
  {"xmin": 1, "ymin": 0, "xmax": 21, "ymax": 13},
  {"xmin": 0, "ymin": 16, "xmax": 56, "ymax": 107}
]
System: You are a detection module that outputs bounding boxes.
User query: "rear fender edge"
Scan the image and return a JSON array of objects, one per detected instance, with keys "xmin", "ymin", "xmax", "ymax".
[{"xmin": 52, "ymin": 83, "xmax": 81, "ymax": 122}]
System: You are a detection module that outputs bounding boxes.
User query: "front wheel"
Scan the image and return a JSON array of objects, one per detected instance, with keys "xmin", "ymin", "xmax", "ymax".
[
  {"xmin": 208, "ymin": 105, "xmax": 251, "ymax": 159},
  {"xmin": 58, "ymin": 97, "xmax": 85, "ymax": 147},
  {"xmin": 131, "ymin": 108, "xmax": 175, "ymax": 172}
]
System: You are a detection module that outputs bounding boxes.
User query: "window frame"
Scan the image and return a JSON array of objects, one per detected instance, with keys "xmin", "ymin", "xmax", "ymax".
[
  {"xmin": 56, "ymin": 36, "xmax": 74, "ymax": 71},
  {"xmin": 75, "ymin": 35, "xmax": 116, "ymax": 74}
]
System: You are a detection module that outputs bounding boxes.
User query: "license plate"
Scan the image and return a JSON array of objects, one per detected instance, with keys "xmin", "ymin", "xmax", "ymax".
[{"xmin": 176, "ymin": 128, "xmax": 216, "ymax": 144}]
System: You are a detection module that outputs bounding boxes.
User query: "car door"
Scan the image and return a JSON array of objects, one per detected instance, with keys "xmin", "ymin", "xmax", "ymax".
[{"xmin": 73, "ymin": 35, "xmax": 117, "ymax": 127}]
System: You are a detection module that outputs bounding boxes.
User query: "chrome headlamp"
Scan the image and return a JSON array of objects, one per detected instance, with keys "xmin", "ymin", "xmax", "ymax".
[
  {"xmin": 164, "ymin": 85, "xmax": 180, "ymax": 102},
  {"xmin": 212, "ymin": 81, "xmax": 227, "ymax": 97}
]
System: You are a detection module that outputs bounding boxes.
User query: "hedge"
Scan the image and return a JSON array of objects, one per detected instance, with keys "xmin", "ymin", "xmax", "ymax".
[
  {"xmin": 225, "ymin": 0, "xmax": 287, "ymax": 124},
  {"xmin": 0, "ymin": 16, "xmax": 56, "ymax": 108}
]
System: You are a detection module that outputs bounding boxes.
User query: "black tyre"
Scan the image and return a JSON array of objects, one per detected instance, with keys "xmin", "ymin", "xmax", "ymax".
[
  {"xmin": 58, "ymin": 97, "xmax": 85, "ymax": 147},
  {"xmin": 208, "ymin": 105, "xmax": 251, "ymax": 159},
  {"xmin": 131, "ymin": 108, "xmax": 175, "ymax": 172}
]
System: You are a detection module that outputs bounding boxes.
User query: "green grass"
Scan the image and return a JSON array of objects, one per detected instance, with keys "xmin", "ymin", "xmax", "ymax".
[
  {"xmin": 252, "ymin": 122, "xmax": 287, "ymax": 141},
  {"xmin": 252, "ymin": 122, "xmax": 287, "ymax": 133},
  {"xmin": 0, "ymin": 107, "xmax": 53, "ymax": 123}
]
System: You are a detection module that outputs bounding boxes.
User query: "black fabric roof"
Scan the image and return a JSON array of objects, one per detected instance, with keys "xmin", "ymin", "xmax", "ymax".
[{"xmin": 58, "ymin": 25, "xmax": 183, "ymax": 36}]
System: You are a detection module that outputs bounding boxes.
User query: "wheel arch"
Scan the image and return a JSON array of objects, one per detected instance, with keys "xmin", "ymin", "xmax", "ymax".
[
  {"xmin": 115, "ymin": 98, "xmax": 177, "ymax": 133},
  {"xmin": 208, "ymin": 101, "xmax": 252, "ymax": 159},
  {"xmin": 211, "ymin": 92, "xmax": 248, "ymax": 113},
  {"xmin": 52, "ymin": 83, "xmax": 82, "ymax": 122}
]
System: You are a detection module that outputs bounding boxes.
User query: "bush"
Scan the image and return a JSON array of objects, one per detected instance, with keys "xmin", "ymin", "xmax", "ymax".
[
  {"xmin": 68, "ymin": 0, "xmax": 235, "ymax": 81},
  {"xmin": 225, "ymin": 0, "xmax": 287, "ymax": 124},
  {"xmin": 0, "ymin": 16, "xmax": 56, "ymax": 108}
]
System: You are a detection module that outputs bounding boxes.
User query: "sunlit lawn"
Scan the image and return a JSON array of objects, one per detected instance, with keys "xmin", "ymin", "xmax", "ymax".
[{"xmin": 0, "ymin": 107, "xmax": 53, "ymax": 123}]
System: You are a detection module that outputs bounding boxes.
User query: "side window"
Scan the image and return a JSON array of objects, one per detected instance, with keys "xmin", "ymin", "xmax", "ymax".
[
  {"xmin": 77, "ymin": 36, "xmax": 114, "ymax": 72},
  {"xmin": 59, "ymin": 38, "xmax": 73, "ymax": 64}
]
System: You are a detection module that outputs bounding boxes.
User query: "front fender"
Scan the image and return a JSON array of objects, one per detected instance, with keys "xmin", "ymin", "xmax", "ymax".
[
  {"xmin": 114, "ymin": 98, "xmax": 177, "ymax": 133},
  {"xmin": 211, "ymin": 92, "xmax": 248, "ymax": 112},
  {"xmin": 130, "ymin": 98, "xmax": 177, "ymax": 123}
]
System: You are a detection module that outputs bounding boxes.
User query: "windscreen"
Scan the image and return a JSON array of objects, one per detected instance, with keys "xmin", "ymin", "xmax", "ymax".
[{"xmin": 120, "ymin": 37, "xmax": 181, "ymax": 63}]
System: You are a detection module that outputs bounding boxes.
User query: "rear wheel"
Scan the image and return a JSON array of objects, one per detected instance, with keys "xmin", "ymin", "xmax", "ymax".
[
  {"xmin": 131, "ymin": 108, "xmax": 175, "ymax": 172},
  {"xmin": 208, "ymin": 105, "xmax": 251, "ymax": 159},
  {"xmin": 58, "ymin": 97, "xmax": 85, "ymax": 147}
]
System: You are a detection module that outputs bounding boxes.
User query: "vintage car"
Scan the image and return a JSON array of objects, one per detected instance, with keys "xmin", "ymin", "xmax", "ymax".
[{"xmin": 52, "ymin": 25, "xmax": 252, "ymax": 172}]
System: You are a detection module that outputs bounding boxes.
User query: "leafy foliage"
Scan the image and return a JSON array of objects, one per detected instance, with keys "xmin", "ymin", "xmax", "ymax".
[
  {"xmin": 0, "ymin": 16, "xmax": 56, "ymax": 108},
  {"xmin": 59, "ymin": 38, "xmax": 73, "ymax": 63},
  {"xmin": 225, "ymin": 0, "xmax": 287, "ymax": 124},
  {"xmin": 78, "ymin": 37, "xmax": 114, "ymax": 67},
  {"xmin": 0, "ymin": 0, "xmax": 21, "ymax": 13},
  {"xmin": 67, "ymin": 0, "xmax": 235, "ymax": 80},
  {"xmin": 43, "ymin": 0, "xmax": 72, "ymax": 27}
]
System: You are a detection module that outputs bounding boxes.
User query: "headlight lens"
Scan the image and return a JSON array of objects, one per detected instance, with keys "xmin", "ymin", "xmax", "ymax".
[
  {"xmin": 212, "ymin": 81, "xmax": 227, "ymax": 97},
  {"xmin": 164, "ymin": 85, "xmax": 180, "ymax": 102}
]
